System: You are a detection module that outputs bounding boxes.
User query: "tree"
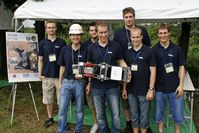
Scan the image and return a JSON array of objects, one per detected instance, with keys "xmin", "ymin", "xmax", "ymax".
[
  {"xmin": 0, "ymin": 0, "xmax": 26, "ymax": 78},
  {"xmin": 0, "ymin": 0, "xmax": 45, "ymax": 42},
  {"xmin": 0, "ymin": 0, "xmax": 25, "ymax": 12},
  {"xmin": 0, "ymin": 0, "xmax": 45, "ymax": 78},
  {"xmin": 179, "ymin": 22, "xmax": 191, "ymax": 59}
]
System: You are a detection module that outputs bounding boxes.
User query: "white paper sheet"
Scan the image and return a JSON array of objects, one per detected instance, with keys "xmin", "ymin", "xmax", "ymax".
[{"xmin": 110, "ymin": 66, "xmax": 123, "ymax": 81}]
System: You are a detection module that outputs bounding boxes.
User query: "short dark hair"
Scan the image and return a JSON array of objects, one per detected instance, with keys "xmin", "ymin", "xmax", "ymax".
[
  {"xmin": 88, "ymin": 22, "xmax": 97, "ymax": 30},
  {"xmin": 122, "ymin": 7, "xmax": 135, "ymax": 17},
  {"xmin": 89, "ymin": 22, "xmax": 97, "ymax": 27},
  {"xmin": 157, "ymin": 23, "xmax": 170, "ymax": 33}
]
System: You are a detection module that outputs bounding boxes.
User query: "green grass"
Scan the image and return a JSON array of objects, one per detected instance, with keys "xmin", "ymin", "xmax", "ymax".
[
  {"xmin": 0, "ymin": 82, "xmax": 199, "ymax": 133},
  {"xmin": 0, "ymin": 82, "xmax": 58, "ymax": 133}
]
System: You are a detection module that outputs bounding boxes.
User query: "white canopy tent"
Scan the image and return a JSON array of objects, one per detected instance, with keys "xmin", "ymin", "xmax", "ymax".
[
  {"xmin": 14, "ymin": 0, "xmax": 199, "ymax": 23},
  {"xmin": 13, "ymin": 1, "xmax": 199, "ymax": 131}
]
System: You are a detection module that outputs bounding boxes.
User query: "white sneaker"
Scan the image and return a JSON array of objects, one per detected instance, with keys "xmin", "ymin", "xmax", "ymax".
[{"xmin": 90, "ymin": 124, "xmax": 98, "ymax": 133}]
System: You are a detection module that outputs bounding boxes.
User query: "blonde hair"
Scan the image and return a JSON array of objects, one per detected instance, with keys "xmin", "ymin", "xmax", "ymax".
[
  {"xmin": 96, "ymin": 21, "xmax": 109, "ymax": 32},
  {"xmin": 157, "ymin": 23, "xmax": 170, "ymax": 33},
  {"xmin": 45, "ymin": 20, "xmax": 57, "ymax": 28},
  {"xmin": 130, "ymin": 27, "xmax": 143, "ymax": 36}
]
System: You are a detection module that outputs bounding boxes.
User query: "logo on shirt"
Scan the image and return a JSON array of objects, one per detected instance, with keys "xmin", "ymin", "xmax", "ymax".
[
  {"xmin": 55, "ymin": 45, "xmax": 60, "ymax": 48},
  {"xmin": 139, "ymin": 57, "xmax": 143, "ymax": 60},
  {"xmin": 78, "ymin": 55, "xmax": 82, "ymax": 58},
  {"xmin": 168, "ymin": 54, "xmax": 173, "ymax": 57}
]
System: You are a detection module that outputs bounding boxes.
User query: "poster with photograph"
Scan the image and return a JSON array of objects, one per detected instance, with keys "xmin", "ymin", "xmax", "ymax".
[{"xmin": 6, "ymin": 32, "xmax": 40, "ymax": 83}]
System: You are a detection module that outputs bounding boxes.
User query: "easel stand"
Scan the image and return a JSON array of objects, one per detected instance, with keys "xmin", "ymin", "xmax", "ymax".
[{"xmin": 7, "ymin": 82, "xmax": 40, "ymax": 125}]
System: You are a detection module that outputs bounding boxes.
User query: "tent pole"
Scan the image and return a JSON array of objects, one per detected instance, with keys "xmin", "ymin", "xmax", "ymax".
[
  {"xmin": 14, "ymin": 18, "xmax": 17, "ymax": 32},
  {"xmin": 14, "ymin": 18, "xmax": 24, "ymax": 32}
]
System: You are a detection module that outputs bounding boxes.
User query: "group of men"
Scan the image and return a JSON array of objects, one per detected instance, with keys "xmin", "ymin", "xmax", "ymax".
[{"xmin": 38, "ymin": 7, "xmax": 186, "ymax": 133}]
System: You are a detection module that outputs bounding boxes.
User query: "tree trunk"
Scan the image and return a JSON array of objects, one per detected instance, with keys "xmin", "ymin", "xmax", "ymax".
[
  {"xmin": 179, "ymin": 22, "xmax": 191, "ymax": 59},
  {"xmin": 0, "ymin": 30, "xmax": 7, "ymax": 78},
  {"xmin": 35, "ymin": 21, "xmax": 45, "ymax": 42}
]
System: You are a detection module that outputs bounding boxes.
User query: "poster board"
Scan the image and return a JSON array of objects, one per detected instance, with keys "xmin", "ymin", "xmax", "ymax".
[{"xmin": 6, "ymin": 32, "xmax": 40, "ymax": 83}]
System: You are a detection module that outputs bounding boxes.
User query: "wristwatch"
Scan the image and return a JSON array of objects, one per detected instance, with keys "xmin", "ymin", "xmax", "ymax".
[{"xmin": 149, "ymin": 87, "xmax": 155, "ymax": 90}]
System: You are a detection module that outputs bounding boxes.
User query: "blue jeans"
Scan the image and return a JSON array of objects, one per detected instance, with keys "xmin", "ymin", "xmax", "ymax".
[
  {"xmin": 91, "ymin": 88, "xmax": 120, "ymax": 133},
  {"xmin": 155, "ymin": 92, "xmax": 185, "ymax": 124},
  {"xmin": 58, "ymin": 79, "xmax": 86, "ymax": 133},
  {"xmin": 128, "ymin": 93, "xmax": 149, "ymax": 128}
]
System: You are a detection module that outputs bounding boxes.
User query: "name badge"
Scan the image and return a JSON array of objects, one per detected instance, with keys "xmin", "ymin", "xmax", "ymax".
[
  {"xmin": 72, "ymin": 64, "xmax": 78, "ymax": 74},
  {"xmin": 164, "ymin": 63, "xmax": 174, "ymax": 73},
  {"xmin": 49, "ymin": 54, "xmax": 56, "ymax": 62},
  {"xmin": 128, "ymin": 42, "xmax": 132, "ymax": 49},
  {"xmin": 131, "ymin": 64, "xmax": 138, "ymax": 71},
  {"xmin": 78, "ymin": 55, "xmax": 82, "ymax": 58}
]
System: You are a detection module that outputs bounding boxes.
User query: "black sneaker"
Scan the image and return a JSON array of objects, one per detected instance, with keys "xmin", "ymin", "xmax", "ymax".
[
  {"xmin": 43, "ymin": 118, "xmax": 54, "ymax": 128},
  {"xmin": 124, "ymin": 124, "xmax": 133, "ymax": 133},
  {"xmin": 147, "ymin": 127, "xmax": 153, "ymax": 133},
  {"xmin": 74, "ymin": 130, "xmax": 81, "ymax": 133}
]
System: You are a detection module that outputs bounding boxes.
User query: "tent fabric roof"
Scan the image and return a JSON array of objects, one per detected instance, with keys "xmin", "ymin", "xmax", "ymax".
[{"xmin": 14, "ymin": 0, "xmax": 199, "ymax": 22}]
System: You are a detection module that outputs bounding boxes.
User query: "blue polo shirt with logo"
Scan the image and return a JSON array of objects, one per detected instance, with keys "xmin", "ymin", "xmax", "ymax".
[
  {"xmin": 153, "ymin": 42, "xmax": 186, "ymax": 93},
  {"xmin": 124, "ymin": 45, "xmax": 156, "ymax": 96},
  {"xmin": 83, "ymin": 38, "xmax": 98, "ymax": 53},
  {"xmin": 83, "ymin": 38, "xmax": 95, "ymax": 48},
  {"xmin": 114, "ymin": 26, "xmax": 151, "ymax": 57},
  {"xmin": 58, "ymin": 44, "xmax": 87, "ymax": 79},
  {"xmin": 87, "ymin": 40, "xmax": 122, "ymax": 89},
  {"xmin": 38, "ymin": 37, "xmax": 66, "ymax": 78}
]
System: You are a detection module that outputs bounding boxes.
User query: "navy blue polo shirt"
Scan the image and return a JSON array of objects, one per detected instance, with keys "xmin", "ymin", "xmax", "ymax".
[
  {"xmin": 114, "ymin": 26, "xmax": 151, "ymax": 57},
  {"xmin": 83, "ymin": 38, "xmax": 95, "ymax": 48},
  {"xmin": 58, "ymin": 44, "xmax": 87, "ymax": 79},
  {"xmin": 82, "ymin": 38, "xmax": 98, "ymax": 54},
  {"xmin": 124, "ymin": 45, "xmax": 156, "ymax": 96},
  {"xmin": 38, "ymin": 37, "xmax": 66, "ymax": 78},
  {"xmin": 87, "ymin": 40, "xmax": 122, "ymax": 89},
  {"xmin": 153, "ymin": 42, "xmax": 186, "ymax": 93}
]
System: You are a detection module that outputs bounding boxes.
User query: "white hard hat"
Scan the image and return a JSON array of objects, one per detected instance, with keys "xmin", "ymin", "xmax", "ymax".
[{"xmin": 69, "ymin": 24, "xmax": 83, "ymax": 34}]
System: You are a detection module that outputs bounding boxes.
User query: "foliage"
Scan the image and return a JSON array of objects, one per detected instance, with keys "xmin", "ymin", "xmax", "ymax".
[
  {"xmin": 190, "ymin": 22, "xmax": 199, "ymax": 46},
  {"xmin": 112, "ymin": 22, "xmax": 123, "ymax": 32},
  {"xmin": 141, "ymin": 23, "xmax": 182, "ymax": 46},
  {"xmin": 56, "ymin": 23, "xmax": 91, "ymax": 45},
  {"xmin": 187, "ymin": 45, "xmax": 199, "ymax": 68},
  {"xmin": 24, "ymin": 28, "xmax": 35, "ymax": 33},
  {"xmin": 0, "ymin": 0, "xmax": 25, "ymax": 12}
]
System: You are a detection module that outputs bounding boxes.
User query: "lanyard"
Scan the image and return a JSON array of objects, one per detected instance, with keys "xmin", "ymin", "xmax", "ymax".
[
  {"xmin": 132, "ymin": 50, "xmax": 141, "ymax": 63},
  {"xmin": 125, "ymin": 29, "xmax": 132, "ymax": 49},
  {"xmin": 97, "ymin": 46, "xmax": 109, "ymax": 63},
  {"xmin": 72, "ymin": 48, "xmax": 80, "ymax": 64}
]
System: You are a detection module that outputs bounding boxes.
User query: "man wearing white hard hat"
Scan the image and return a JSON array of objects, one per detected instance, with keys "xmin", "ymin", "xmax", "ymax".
[{"xmin": 58, "ymin": 23, "xmax": 87, "ymax": 133}]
